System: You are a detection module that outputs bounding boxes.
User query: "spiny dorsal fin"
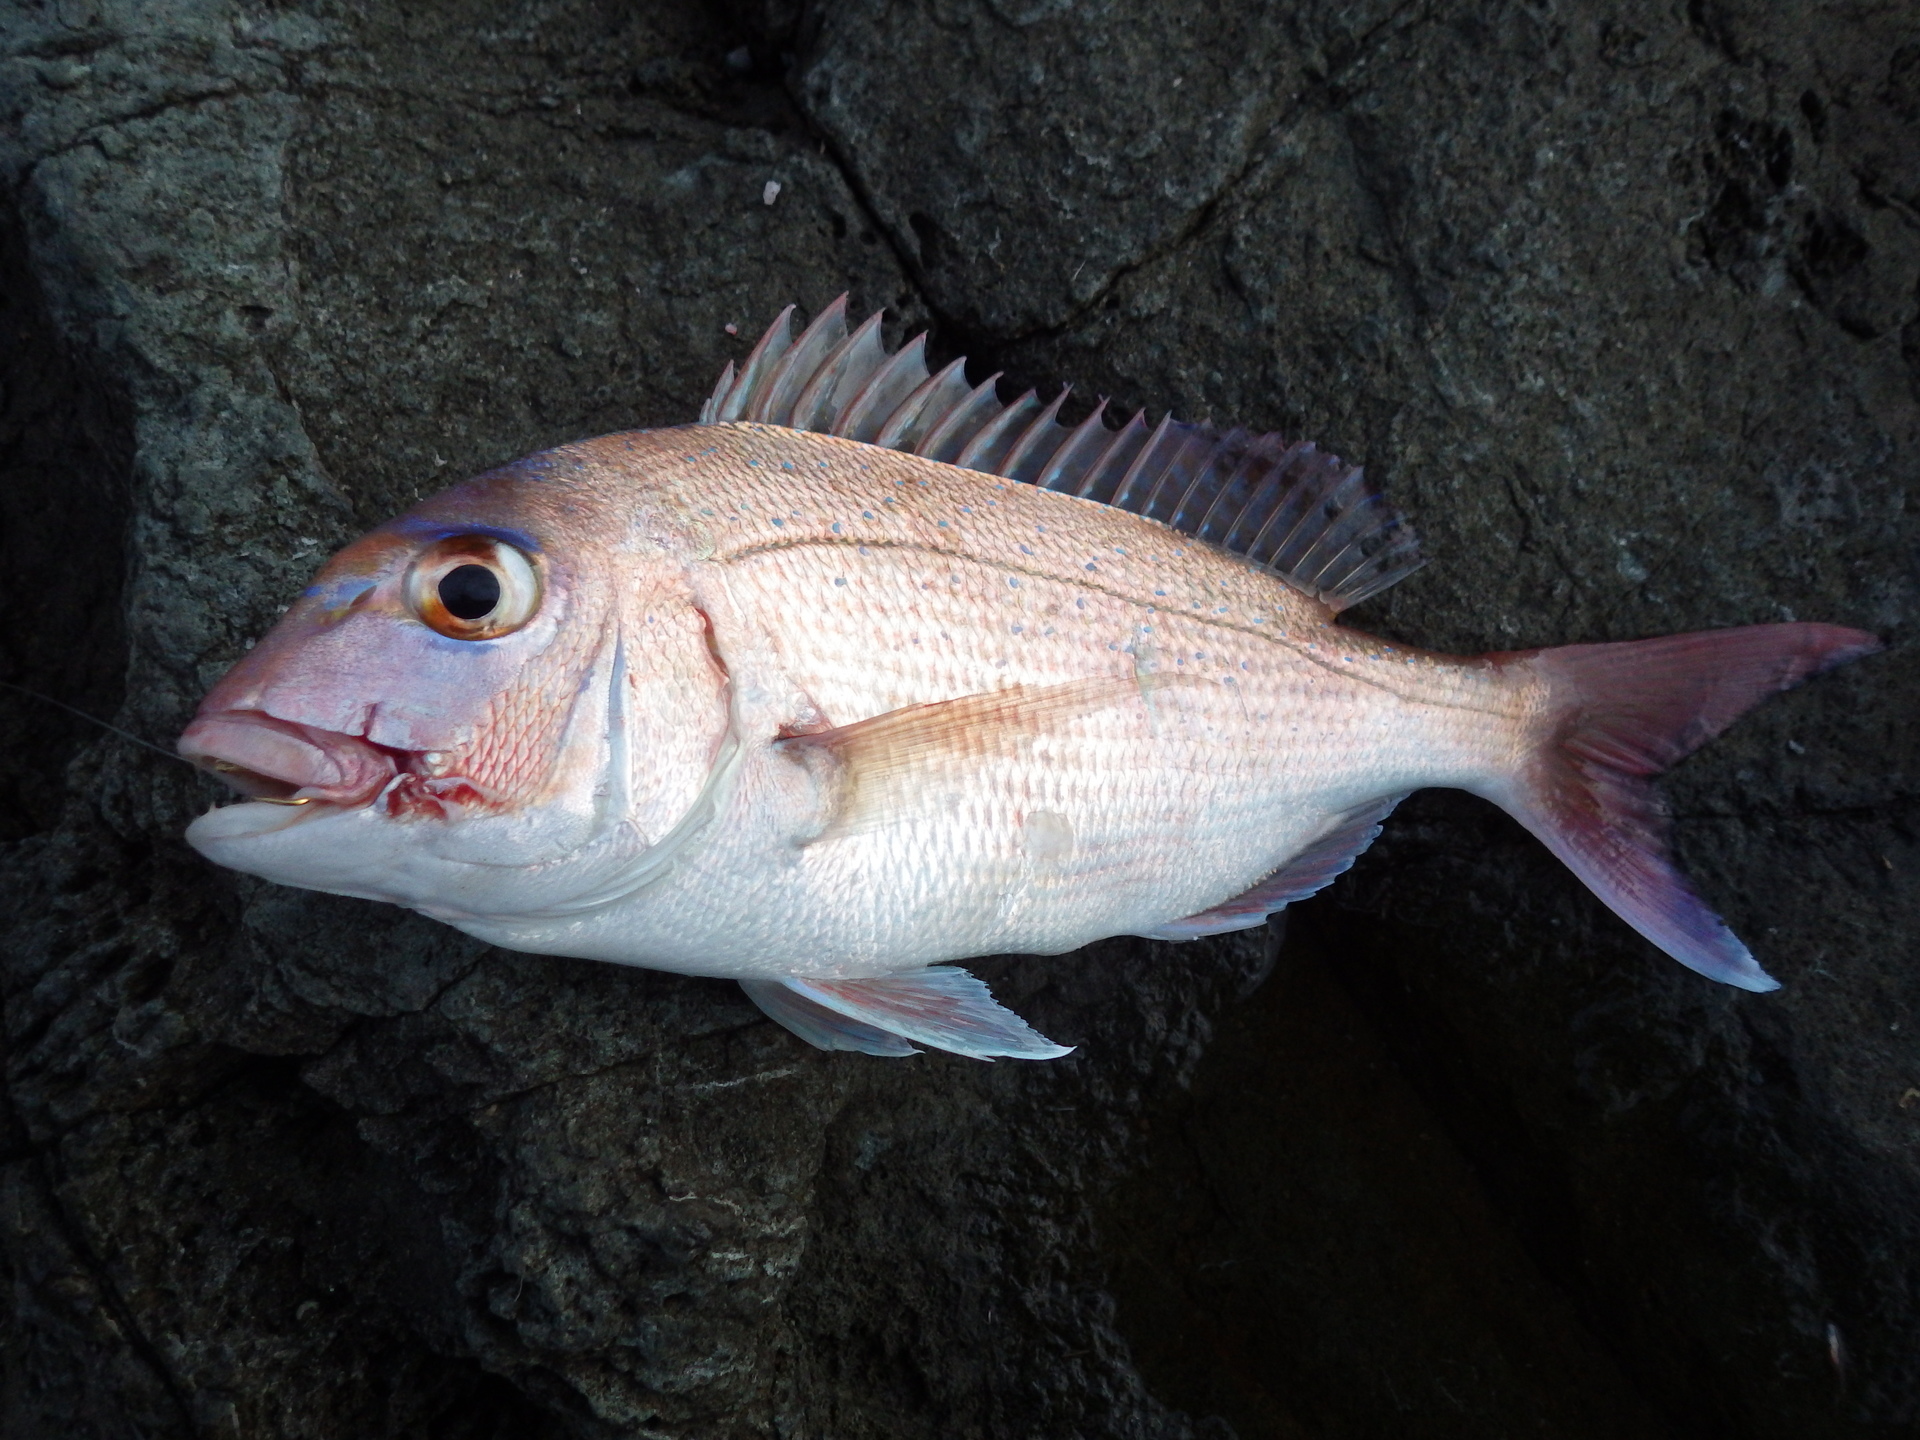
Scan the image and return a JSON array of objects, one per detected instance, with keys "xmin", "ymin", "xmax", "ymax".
[{"xmin": 699, "ymin": 297, "xmax": 1425, "ymax": 611}]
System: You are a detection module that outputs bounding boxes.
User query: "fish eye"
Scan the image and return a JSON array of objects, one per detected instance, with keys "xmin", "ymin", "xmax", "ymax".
[
  {"xmin": 439, "ymin": 564, "xmax": 500, "ymax": 620},
  {"xmin": 405, "ymin": 536, "xmax": 541, "ymax": 640}
]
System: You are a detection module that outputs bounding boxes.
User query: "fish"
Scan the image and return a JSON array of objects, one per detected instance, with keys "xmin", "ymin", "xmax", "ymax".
[{"xmin": 178, "ymin": 296, "xmax": 1881, "ymax": 1060}]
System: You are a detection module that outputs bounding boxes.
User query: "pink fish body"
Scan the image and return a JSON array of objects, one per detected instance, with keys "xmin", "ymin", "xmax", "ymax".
[{"xmin": 180, "ymin": 300, "xmax": 1879, "ymax": 1059}]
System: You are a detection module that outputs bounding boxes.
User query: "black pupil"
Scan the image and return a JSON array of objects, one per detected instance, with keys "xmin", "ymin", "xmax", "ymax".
[{"xmin": 438, "ymin": 564, "xmax": 501, "ymax": 621}]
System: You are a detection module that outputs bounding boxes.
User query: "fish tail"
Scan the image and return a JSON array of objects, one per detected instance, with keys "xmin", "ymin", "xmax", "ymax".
[{"xmin": 1488, "ymin": 622, "xmax": 1880, "ymax": 990}]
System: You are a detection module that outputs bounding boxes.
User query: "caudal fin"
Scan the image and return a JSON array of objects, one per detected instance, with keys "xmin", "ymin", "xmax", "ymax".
[{"xmin": 1493, "ymin": 623, "xmax": 1880, "ymax": 990}]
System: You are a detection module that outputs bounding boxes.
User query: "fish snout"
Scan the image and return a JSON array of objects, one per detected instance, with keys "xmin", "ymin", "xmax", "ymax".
[{"xmin": 178, "ymin": 711, "xmax": 401, "ymax": 806}]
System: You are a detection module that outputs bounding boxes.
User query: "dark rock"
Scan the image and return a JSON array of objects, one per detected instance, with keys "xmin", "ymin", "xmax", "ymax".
[{"xmin": 1, "ymin": 0, "xmax": 1914, "ymax": 1436}]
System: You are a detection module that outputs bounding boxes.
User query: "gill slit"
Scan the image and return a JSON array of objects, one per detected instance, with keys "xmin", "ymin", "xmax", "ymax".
[
  {"xmin": 598, "ymin": 626, "xmax": 637, "ymax": 831},
  {"xmin": 486, "ymin": 604, "xmax": 746, "ymax": 921}
]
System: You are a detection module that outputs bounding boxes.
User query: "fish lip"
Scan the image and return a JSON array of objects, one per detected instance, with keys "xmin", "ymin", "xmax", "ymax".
[{"xmin": 178, "ymin": 710, "xmax": 404, "ymax": 807}]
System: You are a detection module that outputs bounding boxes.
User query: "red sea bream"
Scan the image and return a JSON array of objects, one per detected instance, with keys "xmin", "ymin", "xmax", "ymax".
[{"xmin": 178, "ymin": 298, "xmax": 1880, "ymax": 1059}]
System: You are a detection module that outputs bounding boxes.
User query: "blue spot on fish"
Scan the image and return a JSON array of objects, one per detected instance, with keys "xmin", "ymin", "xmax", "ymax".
[
  {"xmin": 389, "ymin": 519, "xmax": 543, "ymax": 554},
  {"xmin": 304, "ymin": 576, "xmax": 377, "ymax": 614}
]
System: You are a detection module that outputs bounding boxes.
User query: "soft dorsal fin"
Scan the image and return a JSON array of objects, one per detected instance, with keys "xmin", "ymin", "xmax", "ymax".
[{"xmin": 700, "ymin": 297, "xmax": 1425, "ymax": 611}]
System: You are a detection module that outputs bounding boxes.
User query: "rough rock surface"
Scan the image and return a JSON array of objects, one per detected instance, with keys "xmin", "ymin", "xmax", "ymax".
[{"xmin": 0, "ymin": 1, "xmax": 1914, "ymax": 1436}]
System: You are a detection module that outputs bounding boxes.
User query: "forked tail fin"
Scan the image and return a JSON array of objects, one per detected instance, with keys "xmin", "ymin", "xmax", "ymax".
[{"xmin": 1490, "ymin": 623, "xmax": 1880, "ymax": 990}]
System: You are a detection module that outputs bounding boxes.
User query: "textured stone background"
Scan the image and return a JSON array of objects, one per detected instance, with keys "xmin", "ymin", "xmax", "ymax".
[{"xmin": 0, "ymin": 1, "xmax": 1915, "ymax": 1436}]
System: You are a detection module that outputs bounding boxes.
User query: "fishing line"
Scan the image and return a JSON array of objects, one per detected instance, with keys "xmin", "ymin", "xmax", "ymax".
[{"xmin": 0, "ymin": 679, "xmax": 193, "ymax": 767}]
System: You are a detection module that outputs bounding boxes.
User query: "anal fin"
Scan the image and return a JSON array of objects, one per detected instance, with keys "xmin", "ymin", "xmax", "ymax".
[
  {"xmin": 1140, "ymin": 793, "xmax": 1406, "ymax": 941},
  {"xmin": 748, "ymin": 968, "xmax": 1073, "ymax": 1061}
]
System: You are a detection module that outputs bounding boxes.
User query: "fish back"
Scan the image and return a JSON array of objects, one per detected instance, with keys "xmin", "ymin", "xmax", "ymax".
[{"xmin": 701, "ymin": 297, "xmax": 1425, "ymax": 611}]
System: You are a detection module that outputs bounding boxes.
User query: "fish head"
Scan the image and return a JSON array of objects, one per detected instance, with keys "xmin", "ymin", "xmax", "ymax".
[{"xmin": 178, "ymin": 448, "xmax": 733, "ymax": 920}]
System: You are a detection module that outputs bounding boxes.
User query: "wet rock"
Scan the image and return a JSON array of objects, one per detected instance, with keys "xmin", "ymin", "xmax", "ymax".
[{"xmin": 1, "ymin": 0, "xmax": 1915, "ymax": 1437}]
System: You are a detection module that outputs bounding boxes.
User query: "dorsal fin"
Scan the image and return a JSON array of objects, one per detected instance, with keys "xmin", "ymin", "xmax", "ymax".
[{"xmin": 699, "ymin": 298, "xmax": 1425, "ymax": 611}]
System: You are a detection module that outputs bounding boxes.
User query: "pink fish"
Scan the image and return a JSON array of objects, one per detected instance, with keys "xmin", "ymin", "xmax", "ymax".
[{"xmin": 178, "ymin": 298, "xmax": 1880, "ymax": 1059}]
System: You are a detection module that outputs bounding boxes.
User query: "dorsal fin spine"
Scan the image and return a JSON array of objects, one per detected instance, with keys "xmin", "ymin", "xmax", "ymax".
[
  {"xmin": 918, "ymin": 373, "xmax": 1004, "ymax": 462},
  {"xmin": 1110, "ymin": 413, "xmax": 1178, "ymax": 512},
  {"xmin": 837, "ymin": 332, "xmax": 929, "ymax": 442},
  {"xmin": 717, "ymin": 304, "xmax": 794, "ymax": 422},
  {"xmin": 955, "ymin": 390, "xmax": 1040, "ymax": 472},
  {"xmin": 699, "ymin": 361, "xmax": 735, "ymax": 426},
  {"xmin": 1037, "ymin": 400, "xmax": 1110, "ymax": 491},
  {"xmin": 1074, "ymin": 408, "xmax": 1149, "ymax": 502},
  {"xmin": 875, "ymin": 355, "xmax": 969, "ymax": 451},
  {"xmin": 793, "ymin": 312, "xmax": 886, "ymax": 431},
  {"xmin": 786, "ymin": 340, "xmax": 848, "ymax": 430},
  {"xmin": 1001, "ymin": 388, "xmax": 1073, "ymax": 483},
  {"xmin": 756, "ymin": 296, "xmax": 849, "ymax": 425}
]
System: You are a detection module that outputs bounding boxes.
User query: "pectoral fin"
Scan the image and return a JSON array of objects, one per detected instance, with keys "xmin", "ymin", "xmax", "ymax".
[
  {"xmin": 745, "ymin": 968, "xmax": 1074, "ymax": 1061},
  {"xmin": 780, "ymin": 676, "xmax": 1157, "ymax": 839}
]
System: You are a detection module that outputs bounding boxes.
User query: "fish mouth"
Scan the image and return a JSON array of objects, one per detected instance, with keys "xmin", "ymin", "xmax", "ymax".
[{"xmin": 178, "ymin": 711, "xmax": 404, "ymax": 808}]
